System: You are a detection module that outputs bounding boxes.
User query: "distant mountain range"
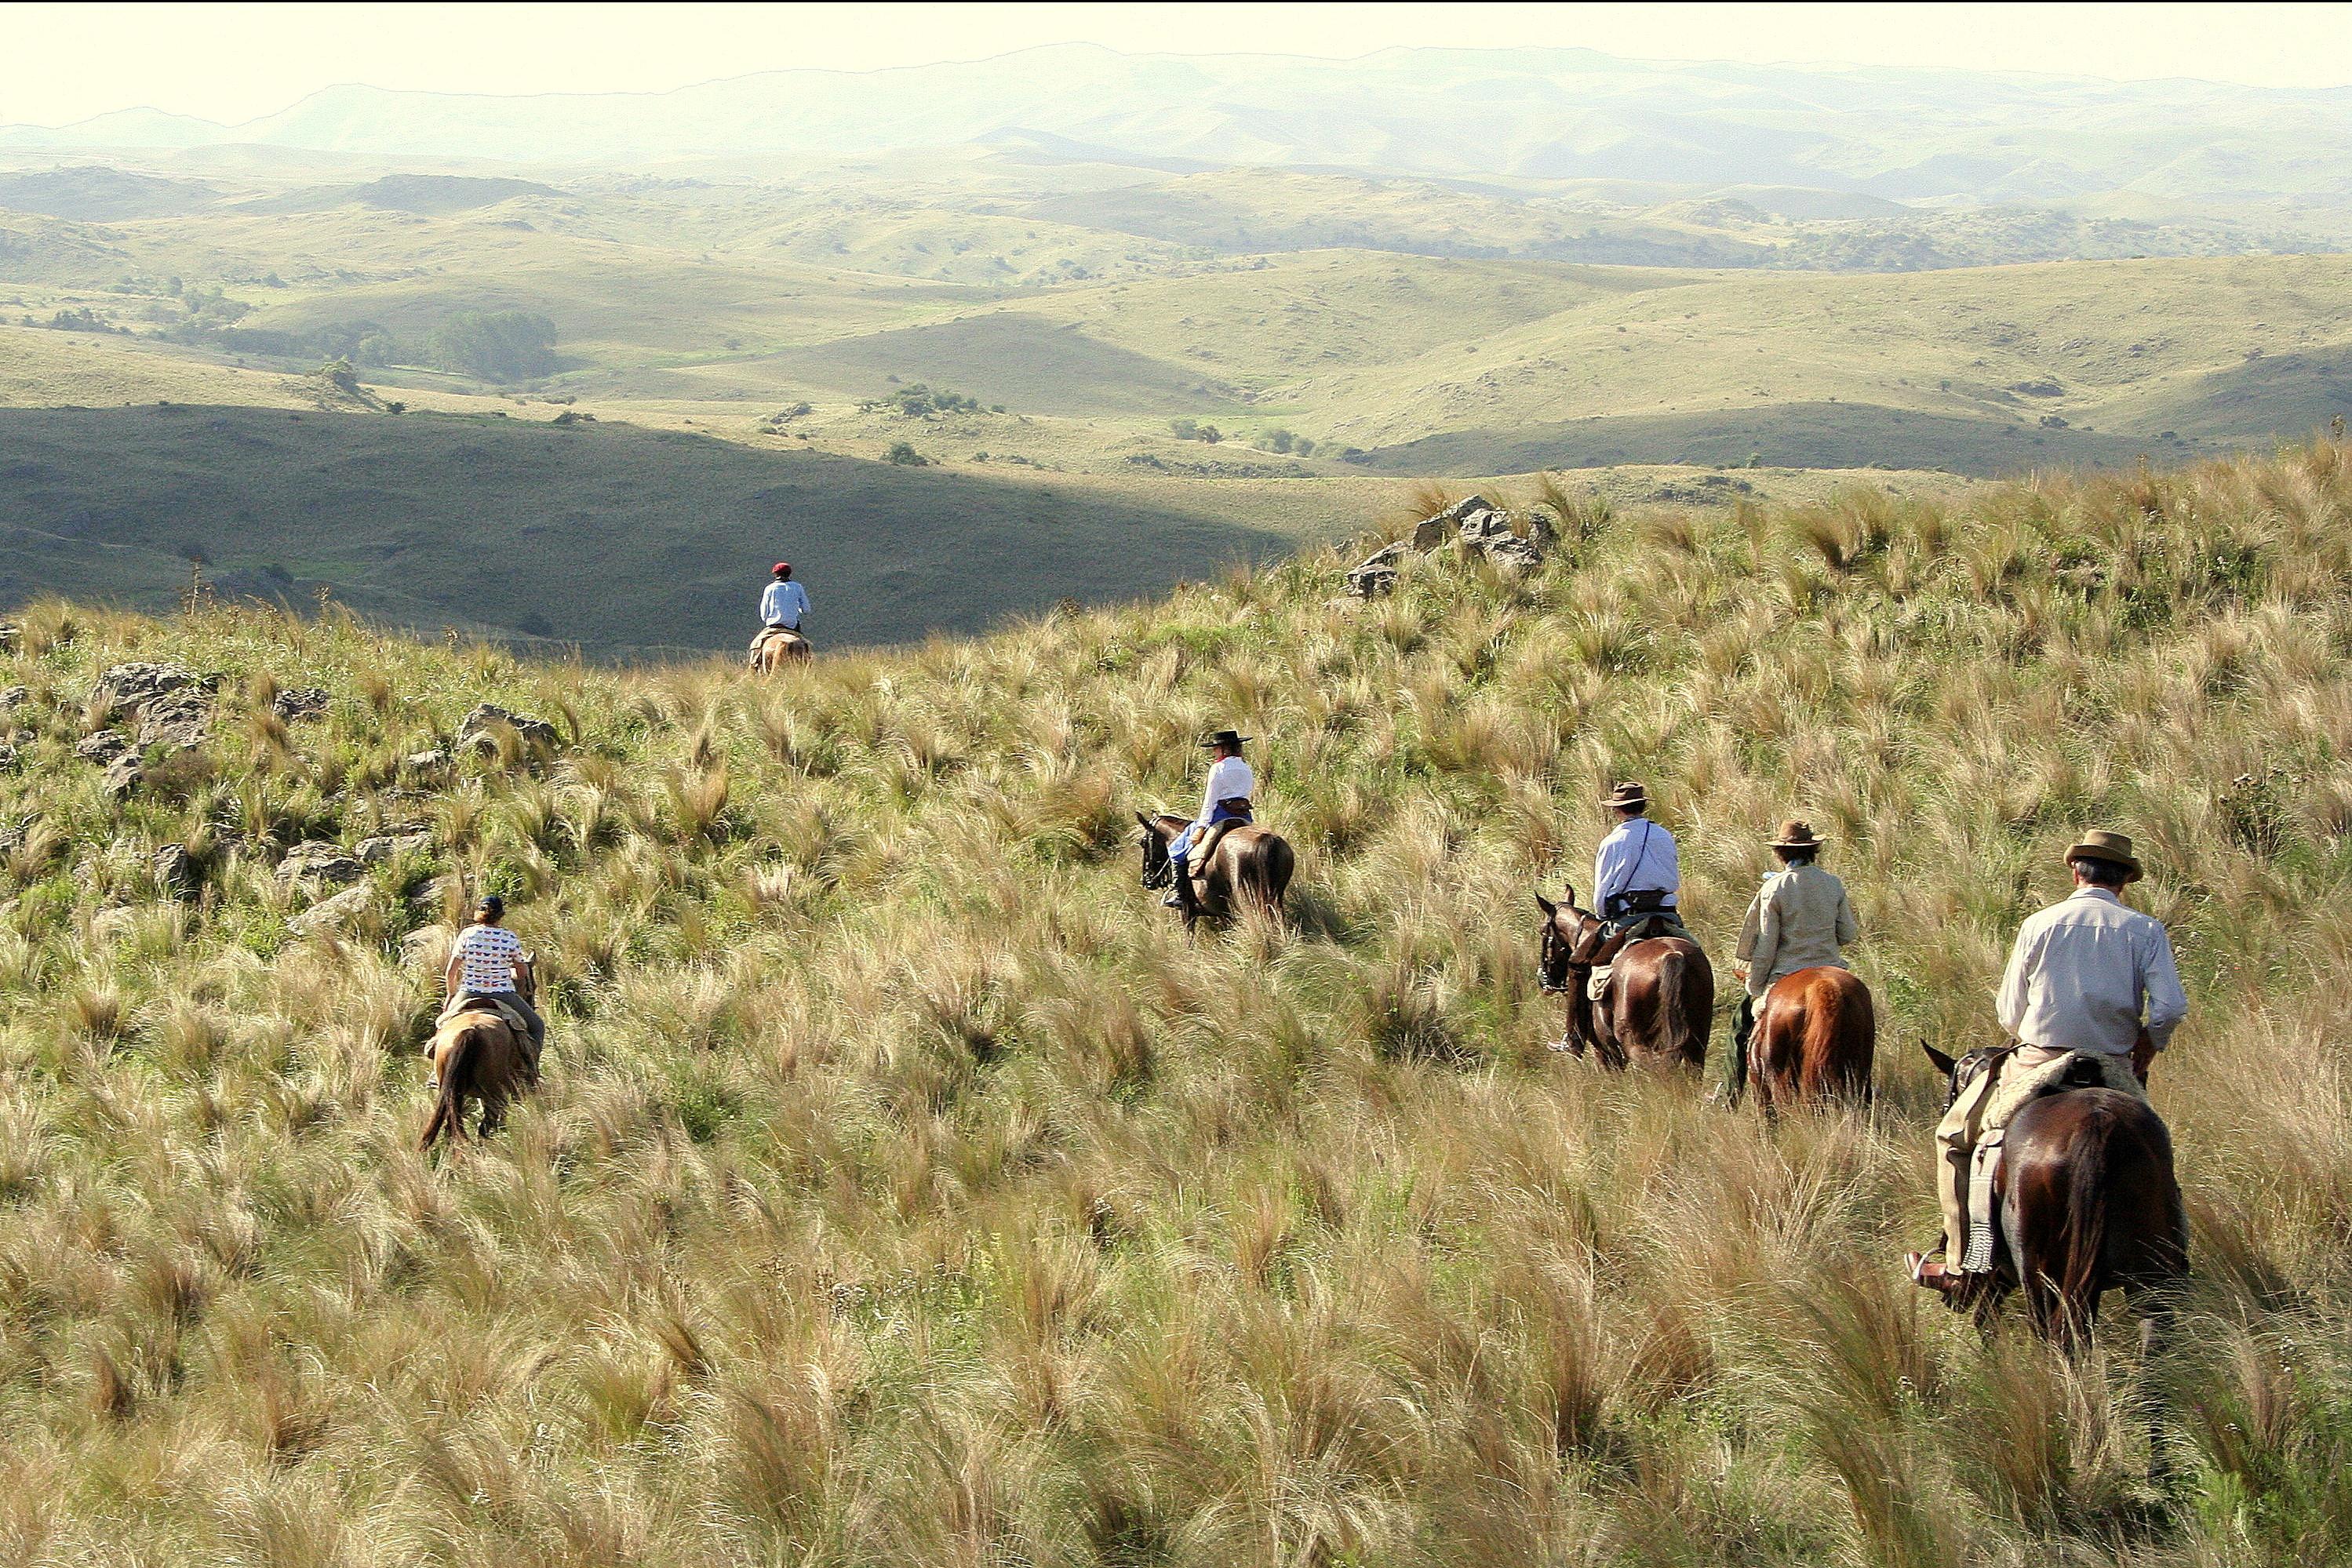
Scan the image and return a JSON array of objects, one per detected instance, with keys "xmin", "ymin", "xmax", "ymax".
[{"xmin": 7, "ymin": 44, "xmax": 2352, "ymax": 206}]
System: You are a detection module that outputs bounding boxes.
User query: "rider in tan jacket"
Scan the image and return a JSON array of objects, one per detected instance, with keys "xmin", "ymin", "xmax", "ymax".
[{"xmin": 1719, "ymin": 820, "xmax": 1859, "ymax": 1103}]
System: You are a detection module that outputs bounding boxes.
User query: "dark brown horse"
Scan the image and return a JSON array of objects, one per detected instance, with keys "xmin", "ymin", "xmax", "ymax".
[
  {"xmin": 1750, "ymin": 966, "xmax": 1875, "ymax": 1110},
  {"xmin": 1535, "ymin": 888, "xmax": 1712, "ymax": 1070},
  {"xmin": 1138, "ymin": 812, "xmax": 1294, "ymax": 928},
  {"xmin": 1922, "ymin": 1044, "xmax": 2187, "ymax": 1350},
  {"xmin": 421, "ymin": 956, "xmax": 539, "ymax": 1151}
]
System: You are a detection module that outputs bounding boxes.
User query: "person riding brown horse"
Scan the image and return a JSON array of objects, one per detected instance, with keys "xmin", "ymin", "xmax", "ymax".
[
  {"xmin": 1910, "ymin": 830, "xmax": 2188, "ymax": 1323},
  {"xmin": 1535, "ymin": 885, "xmax": 1713, "ymax": 1069},
  {"xmin": 747, "ymin": 562, "xmax": 813, "ymax": 670},
  {"xmin": 1723, "ymin": 820, "xmax": 1870, "ymax": 1108},
  {"xmin": 1916, "ymin": 1041, "xmax": 2186, "ymax": 1348},
  {"xmin": 422, "ymin": 907, "xmax": 541, "ymax": 1149},
  {"xmin": 1138, "ymin": 734, "xmax": 1294, "ymax": 927}
]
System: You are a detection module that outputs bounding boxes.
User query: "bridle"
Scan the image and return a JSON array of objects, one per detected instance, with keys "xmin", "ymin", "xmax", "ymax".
[
  {"xmin": 1139, "ymin": 824, "xmax": 1173, "ymax": 890},
  {"xmin": 1538, "ymin": 906, "xmax": 1611, "ymax": 994}
]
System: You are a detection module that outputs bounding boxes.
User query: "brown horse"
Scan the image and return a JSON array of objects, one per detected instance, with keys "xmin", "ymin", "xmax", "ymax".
[
  {"xmin": 1137, "ymin": 812, "xmax": 1294, "ymax": 929},
  {"xmin": 1922, "ymin": 1044, "xmax": 2187, "ymax": 1350},
  {"xmin": 1535, "ymin": 888, "xmax": 1712, "ymax": 1070},
  {"xmin": 750, "ymin": 628, "xmax": 812, "ymax": 671},
  {"xmin": 1749, "ymin": 966, "xmax": 1875, "ymax": 1110},
  {"xmin": 421, "ymin": 956, "xmax": 539, "ymax": 1151}
]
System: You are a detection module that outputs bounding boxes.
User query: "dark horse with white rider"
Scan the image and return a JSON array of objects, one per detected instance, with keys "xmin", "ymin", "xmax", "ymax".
[
  {"xmin": 1137, "ymin": 728, "xmax": 1294, "ymax": 927},
  {"xmin": 1910, "ymin": 830, "xmax": 2188, "ymax": 1350},
  {"xmin": 1534, "ymin": 782, "xmax": 1713, "ymax": 1068}
]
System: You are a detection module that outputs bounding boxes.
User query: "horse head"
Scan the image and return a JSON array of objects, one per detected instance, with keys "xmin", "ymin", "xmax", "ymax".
[
  {"xmin": 1535, "ymin": 886, "xmax": 1600, "ymax": 993},
  {"xmin": 1134, "ymin": 813, "xmax": 1173, "ymax": 890},
  {"xmin": 516, "ymin": 952, "xmax": 538, "ymax": 1006}
]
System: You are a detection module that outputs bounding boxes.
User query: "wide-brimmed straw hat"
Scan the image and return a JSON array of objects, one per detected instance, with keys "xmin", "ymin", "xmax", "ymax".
[
  {"xmin": 2065, "ymin": 829, "xmax": 2143, "ymax": 882},
  {"xmin": 1771, "ymin": 820, "xmax": 1825, "ymax": 851},
  {"xmin": 1201, "ymin": 729, "xmax": 1251, "ymax": 750},
  {"xmin": 1601, "ymin": 781, "xmax": 1647, "ymax": 809}
]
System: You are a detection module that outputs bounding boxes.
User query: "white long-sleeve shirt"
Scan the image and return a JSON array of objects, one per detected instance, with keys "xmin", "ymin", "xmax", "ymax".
[
  {"xmin": 1996, "ymin": 886, "xmax": 2187, "ymax": 1056},
  {"xmin": 1198, "ymin": 755, "xmax": 1255, "ymax": 822},
  {"xmin": 1593, "ymin": 817, "xmax": 1679, "ymax": 909},
  {"xmin": 759, "ymin": 579, "xmax": 810, "ymax": 628}
]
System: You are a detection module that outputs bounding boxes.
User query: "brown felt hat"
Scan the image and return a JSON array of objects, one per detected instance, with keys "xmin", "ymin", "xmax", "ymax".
[
  {"xmin": 1771, "ymin": 820, "xmax": 1825, "ymax": 851},
  {"xmin": 1602, "ymin": 781, "xmax": 1647, "ymax": 809},
  {"xmin": 2065, "ymin": 829, "xmax": 2143, "ymax": 882}
]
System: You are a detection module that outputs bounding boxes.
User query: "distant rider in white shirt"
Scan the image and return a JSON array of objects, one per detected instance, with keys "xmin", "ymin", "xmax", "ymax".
[
  {"xmin": 1165, "ymin": 728, "xmax": 1257, "ymax": 915},
  {"xmin": 748, "ymin": 561, "xmax": 810, "ymax": 662}
]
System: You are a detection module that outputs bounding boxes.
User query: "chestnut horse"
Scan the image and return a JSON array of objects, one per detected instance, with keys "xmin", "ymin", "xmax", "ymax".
[
  {"xmin": 1922, "ymin": 1044, "xmax": 2187, "ymax": 1350},
  {"xmin": 421, "ymin": 956, "xmax": 539, "ymax": 1151},
  {"xmin": 1535, "ymin": 888, "xmax": 1712, "ymax": 1070},
  {"xmin": 1749, "ymin": 966, "xmax": 1876, "ymax": 1110},
  {"xmin": 1137, "ymin": 812, "xmax": 1294, "ymax": 929}
]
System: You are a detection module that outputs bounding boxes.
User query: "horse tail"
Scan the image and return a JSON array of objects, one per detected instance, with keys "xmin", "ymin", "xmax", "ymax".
[
  {"xmin": 1649, "ymin": 944, "xmax": 1698, "ymax": 1067},
  {"xmin": 1259, "ymin": 835, "xmax": 1294, "ymax": 911},
  {"xmin": 2055, "ymin": 1101, "xmax": 2119, "ymax": 1331},
  {"xmin": 421, "ymin": 1029, "xmax": 475, "ymax": 1151}
]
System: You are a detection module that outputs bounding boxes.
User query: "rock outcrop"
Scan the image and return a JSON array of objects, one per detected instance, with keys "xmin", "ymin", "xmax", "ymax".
[
  {"xmin": 289, "ymin": 883, "xmax": 374, "ymax": 937},
  {"xmin": 1341, "ymin": 494, "xmax": 1555, "ymax": 597},
  {"xmin": 273, "ymin": 687, "xmax": 331, "ymax": 722},
  {"xmin": 357, "ymin": 831, "xmax": 432, "ymax": 864},
  {"xmin": 278, "ymin": 842, "xmax": 363, "ymax": 886},
  {"xmin": 92, "ymin": 663, "xmax": 205, "ymax": 720},
  {"xmin": 135, "ymin": 686, "xmax": 213, "ymax": 751},
  {"xmin": 457, "ymin": 704, "xmax": 559, "ymax": 758}
]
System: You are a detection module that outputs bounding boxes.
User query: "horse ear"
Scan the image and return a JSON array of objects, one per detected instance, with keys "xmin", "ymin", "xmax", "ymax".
[
  {"xmin": 1534, "ymin": 891, "xmax": 1557, "ymax": 919},
  {"xmin": 1134, "ymin": 811, "xmax": 1154, "ymax": 829},
  {"xmin": 1560, "ymin": 882, "xmax": 1578, "ymax": 908},
  {"xmin": 1921, "ymin": 1042, "xmax": 1957, "ymax": 1077}
]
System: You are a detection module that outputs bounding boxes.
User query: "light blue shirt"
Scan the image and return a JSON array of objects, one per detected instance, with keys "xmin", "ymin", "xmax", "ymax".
[
  {"xmin": 759, "ymin": 579, "xmax": 809, "ymax": 628},
  {"xmin": 1593, "ymin": 816, "xmax": 1680, "ymax": 909}
]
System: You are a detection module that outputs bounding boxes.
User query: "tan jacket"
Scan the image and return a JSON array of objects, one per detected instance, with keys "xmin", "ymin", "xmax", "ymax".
[{"xmin": 1735, "ymin": 863, "xmax": 1859, "ymax": 999}]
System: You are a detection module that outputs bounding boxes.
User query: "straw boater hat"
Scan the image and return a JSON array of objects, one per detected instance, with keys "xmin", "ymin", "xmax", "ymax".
[
  {"xmin": 1770, "ymin": 820, "xmax": 1825, "ymax": 852},
  {"xmin": 1602, "ymin": 782, "xmax": 1647, "ymax": 809},
  {"xmin": 1201, "ymin": 729, "xmax": 1251, "ymax": 750},
  {"xmin": 2066, "ymin": 829, "xmax": 2143, "ymax": 882}
]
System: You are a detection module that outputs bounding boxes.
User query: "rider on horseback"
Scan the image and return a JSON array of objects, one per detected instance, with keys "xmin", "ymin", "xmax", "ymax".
[
  {"xmin": 1910, "ymin": 831, "xmax": 2186, "ymax": 1294},
  {"xmin": 1718, "ymin": 820, "xmax": 1859, "ymax": 1104},
  {"xmin": 1586, "ymin": 782, "xmax": 1688, "ymax": 999},
  {"xmin": 746, "ymin": 562, "xmax": 810, "ymax": 666},
  {"xmin": 439, "ymin": 894, "xmax": 545, "ymax": 1082},
  {"xmin": 1163, "ymin": 729, "xmax": 1255, "ymax": 918}
]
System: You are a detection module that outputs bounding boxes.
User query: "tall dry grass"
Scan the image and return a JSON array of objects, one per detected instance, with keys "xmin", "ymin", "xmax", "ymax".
[{"xmin": 0, "ymin": 447, "xmax": 2348, "ymax": 1561}]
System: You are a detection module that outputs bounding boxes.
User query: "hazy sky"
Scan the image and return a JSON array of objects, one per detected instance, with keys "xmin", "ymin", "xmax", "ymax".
[{"xmin": 5, "ymin": 2, "xmax": 2350, "ymax": 126}]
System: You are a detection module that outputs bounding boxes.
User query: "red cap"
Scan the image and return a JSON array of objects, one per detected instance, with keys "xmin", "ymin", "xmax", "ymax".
[{"xmin": 772, "ymin": 562, "xmax": 792, "ymax": 577}]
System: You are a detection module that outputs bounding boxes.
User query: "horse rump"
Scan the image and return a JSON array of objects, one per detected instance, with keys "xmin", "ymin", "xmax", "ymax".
[
  {"xmin": 420, "ymin": 1027, "xmax": 478, "ymax": 1151},
  {"xmin": 2002, "ymin": 1088, "xmax": 2185, "ymax": 1346},
  {"xmin": 1753, "ymin": 966, "xmax": 1875, "ymax": 1108}
]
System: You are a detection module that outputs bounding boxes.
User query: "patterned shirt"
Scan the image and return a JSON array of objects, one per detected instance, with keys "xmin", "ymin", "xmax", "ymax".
[{"xmin": 453, "ymin": 922, "xmax": 523, "ymax": 993}]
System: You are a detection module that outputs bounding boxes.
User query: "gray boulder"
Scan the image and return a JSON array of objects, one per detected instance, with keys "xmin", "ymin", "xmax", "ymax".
[
  {"xmin": 357, "ymin": 831, "xmax": 433, "ymax": 865},
  {"xmin": 1345, "ymin": 541, "xmax": 1408, "ymax": 598},
  {"xmin": 101, "ymin": 754, "xmax": 143, "ymax": 799},
  {"xmin": 403, "ymin": 748, "xmax": 450, "ymax": 774},
  {"xmin": 153, "ymin": 843, "xmax": 196, "ymax": 897},
  {"xmin": 92, "ymin": 663, "xmax": 202, "ymax": 720},
  {"xmin": 289, "ymin": 883, "xmax": 374, "ymax": 937},
  {"xmin": 1412, "ymin": 494, "xmax": 1496, "ymax": 551},
  {"xmin": 278, "ymin": 841, "xmax": 362, "ymax": 886},
  {"xmin": 0, "ymin": 686, "xmax": 30, "ymax": 711},
  {"xmin": 135, "ymin": 686, "xmax": 213, "ymax": 751},
  {"xmin": 76, "ymin": 732, "xmax": 130, "ymax": 765},
  {"xmin": 273, "ymin": 687, "xmax": 331, "ymax": 722},
  {"xmin": 457, "ymin": 703, "xmax": 559, "ymax": 758}
]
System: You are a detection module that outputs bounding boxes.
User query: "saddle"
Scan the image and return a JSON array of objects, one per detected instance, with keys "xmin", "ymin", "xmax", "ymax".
[
  {"xmin": 1956, "ymin": 1047, "xmax": 2132, "ymax": 1273},
  {"xmin": 1188, "ymin": 800, "xmax": 1254, "ymax": 885},
  {"xmin": 439, "ymin": 994, "xmax": 530, "ymax": 1039}
]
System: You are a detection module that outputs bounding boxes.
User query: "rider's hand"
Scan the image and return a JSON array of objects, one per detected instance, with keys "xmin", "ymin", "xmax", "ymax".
[{"xmin": 2130, "ymin": 1029, "xmax": 2154, "ymax": 1084}]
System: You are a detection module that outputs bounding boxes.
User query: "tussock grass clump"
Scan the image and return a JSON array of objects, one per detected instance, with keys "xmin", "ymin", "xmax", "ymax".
[{"xmin": 0, "ymin": 447, "xmax": 2350, "ymax": 1559}]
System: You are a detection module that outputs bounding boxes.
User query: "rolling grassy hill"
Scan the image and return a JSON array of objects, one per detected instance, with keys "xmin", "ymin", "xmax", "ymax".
[{"xmin": 0, "ymin": 444, "xmax": 2347, "ymax": 1562}]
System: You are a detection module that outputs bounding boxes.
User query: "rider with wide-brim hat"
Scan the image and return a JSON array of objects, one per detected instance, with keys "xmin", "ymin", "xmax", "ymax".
[
  {"xmin": 1164, "ymin": 728, "xmax": 1257, "ymax": 915},
  {"xmin": 1910, "ymin": 828, "xmax": 2186, "ymax": 1293},
  {"xmin": 1718, "ymin": 818, "xmax": 1860, "ymax": 1105},
  {"xmin": 1577, "ymin": 781, "xmax": 1691, "ymax": 1001}
]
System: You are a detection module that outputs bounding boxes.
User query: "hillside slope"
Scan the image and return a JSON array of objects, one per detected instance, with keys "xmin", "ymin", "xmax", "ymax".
[{"xmin": 0, "ymin": 446, "xmax": 2347, "ymax": 1561}]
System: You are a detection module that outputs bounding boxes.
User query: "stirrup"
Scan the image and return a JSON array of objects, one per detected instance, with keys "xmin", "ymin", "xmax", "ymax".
[
  {"xmin": 1906, "ymin": 1251, "xmax": 1964, "ymax": 1295},
  {"xmin": 1162, "ymin": 891, "xmax": 1184, "ymax": 908}
]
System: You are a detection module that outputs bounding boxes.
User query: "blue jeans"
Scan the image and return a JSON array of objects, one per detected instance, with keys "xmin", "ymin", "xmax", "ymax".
[{"xmin": 1171, "ymin": 802, "xmax": 1249, "ymax": 878}]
